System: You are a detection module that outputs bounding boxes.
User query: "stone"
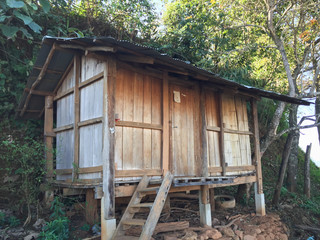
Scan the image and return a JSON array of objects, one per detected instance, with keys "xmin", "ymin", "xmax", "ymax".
[
  {"xmin": 277, "ymin": 233, "xmax": 288, "ymax": 240},
  {"xmin": 199, "ymin": 229, "xmax": 222, "ymax": 240},
  {"xmin": 235, "ymin": 230, "xmax": 243, "ymax": 239},
  {"xmin": 182, "ymin": 230, "xmax": 197, "ymax": 240},
  {"xmin": 256, "ymin": 235, "xmax": 265, "ymax": 240},
  {"xmin": 243, "ymin": 235, "xmax": 256, "ymax": 240},
  {"xmin": 255, "ymin": 228, "xmax": 262, "ymax": 234},
  {"xmin": 221, "ymin": 227, "xmax": 235, "ymax": 237},
  {"xmin": 32, "ymin": 218, "xmax": 46, "ymax": 230},
  {"xmin": 24, "ymin": 232, "xmax": 39, "ymax": 240},
  {"xmin": 212, "ymin": 218, "xmax": 220, "ymax": 226}
]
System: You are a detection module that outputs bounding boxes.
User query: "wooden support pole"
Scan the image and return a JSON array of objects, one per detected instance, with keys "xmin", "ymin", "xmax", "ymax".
[
  {"xmin": 209, "ymin": 188, "xmax": 215, "ymax": 211},
  {"xmin": 199, "ymin": 185, "xmax": 212, "ymax": 227},
  {"xmin": 102, "ymin": 57, "xmax": 116, "ymax": 220},
  {"xmin": 218, "ymin": 91, "xmax": 226, "ymax": 176},
  {"xmin": 44, "ymin": 96, "xmax": 54, "ymax": 179},
  {"xmin": 200, "ymin": 85, "xmax": 208, "ymax": 177},
  {"xmin": 251, "ymin": 99, "xmax": 263, "ymax": 194},
  {"xmin": 304, "ymin": 143, "xmax": 312, "ymax": 198},
  {"xmin": 73, "ymin": 56, "xmax": 80, "ymax": 181},
  {"xmin": 162, "ymin": 71, "xmax": 170, "ymax": 175},
  {"xmin": 86, "ymin": 189, "xmax": 98, "ymax": 225}
]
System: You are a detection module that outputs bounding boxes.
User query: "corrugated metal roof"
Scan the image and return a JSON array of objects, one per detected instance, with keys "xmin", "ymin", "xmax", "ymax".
[{"xmin": 17, "ymin": 36, "xmax": 310, "ymax": 118}]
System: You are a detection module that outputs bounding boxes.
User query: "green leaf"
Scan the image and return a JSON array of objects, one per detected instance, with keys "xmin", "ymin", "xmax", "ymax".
[
  {"xmin": 19, "ymin": 27, "xmax": 33, "ymax": 39},
  {"xmin": 13, "ymin": 10, "xmax": 33, "ymax": 25},
  {"xmin": 6, "ymin": 0, "xmax": 25, "ymax": 8},
  {"xmin": 27, "ymin": 21, "xmax": 42, "ymax": 33},
  {"xmin": 29, "ymin": 3, "xmax": 38, "ymax": 11},
  {"xmin": 0, "ymin": 25, "xmax": 19, "ymax": 38},
  {"xmin": 0, "ymin": 15, "xmax": 8, "ymax": 23},
  {"xmin": 39, "ymin": 0, "xmax": 51, "ymax": 13}
]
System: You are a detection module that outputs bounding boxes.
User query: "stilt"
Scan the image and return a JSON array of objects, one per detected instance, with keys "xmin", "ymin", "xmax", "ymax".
[
  {"xmin": 254, "ymin": 183, "xmax": 266, "ymax": 216},
  {"xmin": 209, "ymin": 188, "xmax": 215, "ymax": 212},
  {"xmin": 86, "ymin": 189, "xmax": 98, "ymax": 225},
  {"xmin": 101, "ymin": 197, "xmax": 116, "ymax": 240},
  {"xmin": 199, "ymin": 185, "xmax": 212, "ymax": 227}
]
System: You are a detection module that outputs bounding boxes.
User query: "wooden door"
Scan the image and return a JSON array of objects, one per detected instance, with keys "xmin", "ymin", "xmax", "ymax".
[{"xmin": 169, "ymin": 83, "xmax": 200, "ymax": 177}]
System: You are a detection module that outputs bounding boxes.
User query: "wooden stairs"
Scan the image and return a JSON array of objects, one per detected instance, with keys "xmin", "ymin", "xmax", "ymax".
[{"xmin": 111, "ymin": 171, "xmax": 173, "ymax": 240}]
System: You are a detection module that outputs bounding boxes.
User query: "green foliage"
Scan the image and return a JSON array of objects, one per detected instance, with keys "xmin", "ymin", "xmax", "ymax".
[
  {"xmin": 39, "ymin": 197, "xmax": 70, "ymax": 240},
  {"xmin": 0, "ymin": 212, "xmax": 21, "ymax": 228},
  {"xmin": 0, "ymin": 136, "xmax": 46, "ymax": 214},
  {"xmin": 80, "ymin": 223, "xmax": 91, "ymax": 231}
]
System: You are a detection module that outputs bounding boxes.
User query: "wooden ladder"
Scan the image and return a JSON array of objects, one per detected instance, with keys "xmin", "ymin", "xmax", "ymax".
[{"xmin": 112, "ymin": 171, "xmax": 173, "ymax": 240}]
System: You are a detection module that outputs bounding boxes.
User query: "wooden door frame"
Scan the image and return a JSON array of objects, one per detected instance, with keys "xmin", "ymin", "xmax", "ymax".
[{"xmin": 168, "ymin": 79, "xmax": 201, "ymax": 177}]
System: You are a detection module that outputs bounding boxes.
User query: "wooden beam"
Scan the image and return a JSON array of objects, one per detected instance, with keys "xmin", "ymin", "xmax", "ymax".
[
  {"xmin": 78, "ymin": 117, "xmax": 103, "ymax": 128},
  {"xmin": 79, "ymin": 72, "xmax": 104, "ymax": 89},
  {"xmin": 86, "ymin": 189, "xmax": 99, "ymax": 225},
  {"xmin": 56, "ymin": 166, "xmax": 103, "ymax": 175},
  {"xmin": 24, "ymin": 88, "xmax": 54, "ymax": 96},
  {"xmin": 73, "ymin": 55, "xmax": 80, "ymax": 181},
  {"xmin": 44, "ymin": 96, "xmax": 54, "ymax": 179},
  {"xmin": 209, "ymin": 165, "xmax": 256, "ymax": 173},
  {"xmin": 218, "ymin": 91, "xmax": 226, "ymax": 176},
  {"xmin": 33, "ymin": 66, "xmax": 64, "ymax": 75},
  {"xmin": 54, "ymin": 88, "xmax": 74, "ymax": 101},
  {"xmin": 102, "ymin": 56, "xmax": 116, "ymax": 219},
  {"xmin": 53, "ymin": 59, "xmax": 75, "ymax": 94},
  {"xmin": 117, "ymin": 61, "xmax": 162, "ymax": 79},
  {"xmin": 200, "ymin": 85, "xmax": 208, "ymax": 177},
  {"xmin": 162, "ymin": 71, "xmax": 170, "ymax": 175},
  {"xmin": 58, "ymin": 44, "xmax": 115, "ymax": 53},
  {"xmin": 115, "ymin": 169, "xmax": 162, "ymax": 178},
  {"xmin": 117, "ymin": 54, "xmax": 154, "ymax": 64},
  {"xmin": 53, "ymin": 124, "xmax": 73, "ymax": 133},
  {"xmin": 20, "ymin": 43, "xmax": 56, "ymax": 116},
  {"xmin": 115, "ymin": 121, "xmax": 162, "ymax": 131},
  {"xmin": 251, "ymin": 99, "xmax": 263, "ymax": 194},
  {"xmin": 206, "ymin": 126, "xmax": 253, "ymax": 135}
]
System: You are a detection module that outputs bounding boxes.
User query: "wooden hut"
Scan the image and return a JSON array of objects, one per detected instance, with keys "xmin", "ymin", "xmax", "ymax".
[{"xmin": 18, "ymin": 37, "xmax": 309, "ymax": 240}]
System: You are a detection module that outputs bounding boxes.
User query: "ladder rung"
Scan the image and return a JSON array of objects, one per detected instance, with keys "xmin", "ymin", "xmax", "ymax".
[
  {"xmin": 122, "ymin": 219, "xmax": 146, "ymax": 226},
  {"xmin": 131, "ymin": 203, "xmax": 153, "ymax": 208},
  {"xmin": 139, "ymin": 187, "xmax": 159, "ymax": 192}
]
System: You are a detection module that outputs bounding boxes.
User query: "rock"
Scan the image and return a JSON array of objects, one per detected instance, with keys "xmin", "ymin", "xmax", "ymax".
[
  {"xmin": 199, "ymin": 229, "xmax": 222, "ymax": 240},
  {"xmin": 277, "ymin": 233, "xmax": 288, "ymax": 240},
  {"xmin": 235, "ymin": 230, "xmax": 243, "ymax": 239},
  {"xmin": 256, "ymin": 235, "xmax": 265, "ymax": 240},
  {"xmin": 212, "ymin": 218, "xmax": 220, "ymax": 226},
  {"xmin": 243, "ymin": 235, "xmax": 255, "ymax": 240},
  {"xmin": 232, "ymin": 236, "xmax": 240, "ymax": 240},
  {"xmin": 24, "ymin": 232, "xmax": 39, "ymax": 240},
  {"xmin": 182, "ymin": 230, "xmax": 197, "ymax": 240},
  {"xmin": 221, "ymin": 227, "xmax": 235, "ymax": 237},
  {"xmin": 32, "ymin": 218, "xmax": 46, "ymax": 230},
  {"xmin": 255, "ymin": 228, "xmax": 262, "ymax": 234}
]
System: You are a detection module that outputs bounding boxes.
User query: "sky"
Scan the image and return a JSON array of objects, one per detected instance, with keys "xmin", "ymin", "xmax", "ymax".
[{"xmin": 298, "ymin": 100, "xmax": 320, "ymax": 167}]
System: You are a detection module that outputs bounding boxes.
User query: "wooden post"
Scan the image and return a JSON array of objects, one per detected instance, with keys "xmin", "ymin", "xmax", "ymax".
[
  {"xmin": 102, "ymin": 57, "xmax": 116, "ymax": 219},
  {"xmin": 200, "ymin": 85, "xmax": 208, "ymax": 177},
  {"xmin": 86, "ymin": 189, "xmax": 98, "ymax": 225},
  {"xmin": 44, "ymin": 95, "xmax": 54, "ymax": 178},
  {"xmin": 44, "ymin": 95, "xmax": 54, "ymax": 207},
  {"xmin": 101, "ymin": 57, "xmax": 117, "ymax": 240},
  {"xmin": 218, "ymin": 91, "xmax": 226, "ymax": 176},
  {"xmin": 251, "ymin": 99, "xmax": 265, "ymax": 216},
  {"xmin": 209, "ymin": 188, "xmax": 215, "ymax": 211},
  {"xmin": 162, "ymin": 71, "xmax": 169, "ymax": 175},
  {"xmin": 304, "ymin": 143, "xmax": 312, "ymax": 198},
  {"xmin": 199, "ymin": 185, "xmax": 212, "ymax": 227},
  {"xmin": 73, "ymin": 55, "xmax": 80, "ymax": 181}
]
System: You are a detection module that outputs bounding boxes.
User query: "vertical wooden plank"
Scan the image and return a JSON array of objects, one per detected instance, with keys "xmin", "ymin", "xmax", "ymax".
[
  {"xmin": 115, "ymin": 70, "xmax": 124, "ymax": 172},
  {"xmin": 143, "ymin": 75, "xmax": 152, "ymax": 169},
  {"xmin": 218, "ymin": 91, "xmax": 226, "ymax": 176},
  {"xmin": 162, "ymin": 72, "xmax": 169, "ymax": 174},
  {"xmin": 86, "ymin": 189, "xmax": 98, "ymax": 225},
  {"xmin": 200, "ymin": 85, "xmax": 208, "ymax": 177},
  {"xmin": 103, "ymin": 57, "xmax": 116, "ymax": 219},
  {"xmin": 44, "ymin": 95, "xmax": 54, "ymax": 179},
  {"xmin": 73, "ymin": 55, "xmax": 80, "ymax": 181},
  {"xmin": 251, "ymin": 99, "xmax": 263, "ymax": 194}
]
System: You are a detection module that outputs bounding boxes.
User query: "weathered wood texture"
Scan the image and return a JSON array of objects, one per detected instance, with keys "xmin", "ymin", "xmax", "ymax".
[
  {"xmin": 79, "ymin": 56, "xmax": 104, "ymax": 179},
  {"xmin": 170, "ymin": 83, "xmax": 200, "ymax": 177},
  {"xmin": 205, "ymin": 90, "xmax": 252, "ymax": 176},
  {"xmin": 56, "ymin": 63, "xmax": 75, "ymax": 180},
  {"xmin": 114, "ymin": 69, "xmax": 162, "ymax": 179},
  {"xmin": 44, "ymin": 96, "xmax": 54, "ymax": 178}
]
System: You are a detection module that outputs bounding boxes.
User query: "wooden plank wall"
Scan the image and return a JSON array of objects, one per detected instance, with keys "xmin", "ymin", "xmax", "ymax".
[
  {"xmin": 115, "ymin": 69, "xmax": 162, "ymax": 179},
  {"xmin": 78, "ymin": 56, "xmax": 104, "ymax": 179},
  {"xmin": 55, "ymin": 66, "xmax": 75, "ymax": 180},
  {"xmin": 205, "ymin": 90, "xmax": 252, "ymax": 176}
]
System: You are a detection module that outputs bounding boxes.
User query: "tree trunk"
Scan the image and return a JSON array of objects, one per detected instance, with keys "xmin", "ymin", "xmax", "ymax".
[
  {"xmin": 272, "ymin": 133, "xmax": 294, "ymax": 206},
  {"xmin": 287, "ymin": 104, "xmax": 300, "ymax": 193},
  {"xmin": 304, "ymin": 144, "xmax": 312, "ymax": 198},
  {"xmin": 316, "ymin": 95, "xmax": 320, "ymax": 144}
]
